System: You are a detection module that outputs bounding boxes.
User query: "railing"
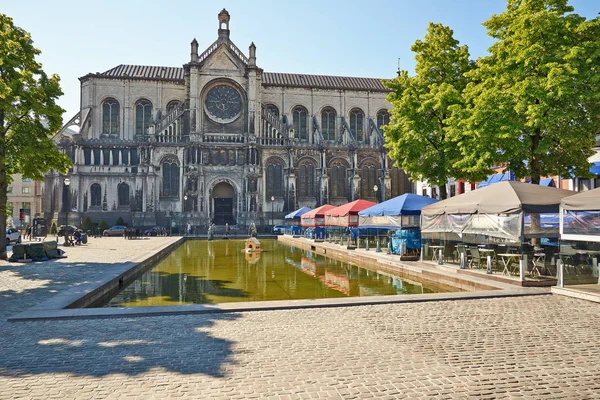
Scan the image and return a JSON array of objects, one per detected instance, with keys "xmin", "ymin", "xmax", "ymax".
[
  {"xmin": 229, "ymin": 42, "xmax": 249, "ymax": 65},
  {"xmin": 154, "ymin": 105, "xmax": 183, "ymax": 134},
  {"xmin": 203, "ymin": 133, "xmax": 244, "ymax": 143},
  {"xmin": 259, "ymin": 104, "xmax": 289, "ymax": 146},
  {"xmin": 198, "ymin": 40, "xmax": 219, "ymax": 64},
  {"xmin": 368, "ymin": 118, "xmax": 385, "ymax": 147}
]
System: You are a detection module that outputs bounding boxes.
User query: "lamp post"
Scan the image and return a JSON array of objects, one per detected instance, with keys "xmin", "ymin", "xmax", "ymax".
[
  {"xmin": 183, "ymin": 195, "xmax": 188, "ymax": 235},
  {"xmin": 64, "ymin": 178, "xmax": 70, "ymax": 245},
  {"xmin": 271, "ymin": 195, "xmax": 275, "ymax": 232},
  {"xmin": 373, "ymin": 184, "xmax": 381, "ymax": 252}
]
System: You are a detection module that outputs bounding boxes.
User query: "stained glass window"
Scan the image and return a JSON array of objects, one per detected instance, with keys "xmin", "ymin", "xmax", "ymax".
[
  {"xmin": 349, "ymin": 108, "xmax": 364, "ymax": 142},
  {"xmin": 321, "ymin": 107, "xmax": 336, "ymax": 141},
  {"xmin": 293, "ymin": 106, "xmax": 308, "ymax": 141},
  {"xmin": 102, "ymin": 98, "xmax": 119, "ymax": 134},
  {"xmin": 135, "ymin": 99, "xmax": 153, "ymax": 135}
]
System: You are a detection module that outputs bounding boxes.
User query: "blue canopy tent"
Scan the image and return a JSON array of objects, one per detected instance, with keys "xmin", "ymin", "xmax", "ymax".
[
  {"xmin": 358, "ymin": 194, "xmax": 439, "ymax": 256},
  {"xmin": 478, "ymin": 171, "xmax": 515, "ymax": 188},
  {"xmin": 285, "ymin": 206, "xmax": 312, "ymax": 235}
]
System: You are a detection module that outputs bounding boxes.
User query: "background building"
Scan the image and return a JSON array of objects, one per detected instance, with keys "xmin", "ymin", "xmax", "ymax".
[
  {"xmin": 6, "ymin": 174, "xmax": 43, "ymax": 229},
  {"xmin": 45, "ymin": 10, "xmax": 413, "ymax": 232}
]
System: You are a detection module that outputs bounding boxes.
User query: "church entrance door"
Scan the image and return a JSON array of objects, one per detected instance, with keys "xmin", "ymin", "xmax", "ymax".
[{"xmin": 212, "ymin": 182, "xmax": 235, "ymax": 225}]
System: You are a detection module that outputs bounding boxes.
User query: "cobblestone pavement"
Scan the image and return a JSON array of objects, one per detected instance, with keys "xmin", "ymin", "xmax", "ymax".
[{"xmin": 1, "ymin": 238, "xmax": 600, "ymax": 399}]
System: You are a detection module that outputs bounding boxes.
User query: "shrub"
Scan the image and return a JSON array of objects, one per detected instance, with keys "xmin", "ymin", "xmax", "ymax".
[
  {"xmin": 81, "ymin": 216, "xmax": 94, "ymax": 232},
  {"xmin": 115, "ymin": 216, "xmax": 126, "ymax": 227},
  {"xmin": 98, "ymin": 220, "xmax": 109, "ymax": 233}
]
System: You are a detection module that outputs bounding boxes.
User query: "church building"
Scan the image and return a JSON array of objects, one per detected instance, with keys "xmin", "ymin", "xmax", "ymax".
[{"xmin": 46, "ymin": 9, "xmax": 412, "ymax": 231}]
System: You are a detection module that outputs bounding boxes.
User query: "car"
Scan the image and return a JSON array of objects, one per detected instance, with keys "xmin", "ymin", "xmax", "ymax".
[
  {"xmin": 6, "ymin": 228, "xmax": 21, "ymax": 246},
  {"xmin": 103, "ymin": 225, "xmax": 127, "ymax": 236},
  {"xmin": 272, "ymin": 225, "xmax": 287, "ymax": 235},
  {"xmin": 57, "ymin": 225, "xmax": 78, "ymax": 237},
  {"xmin": 144, "ymin": 226, "xmax": 167, "ymax": 236}
]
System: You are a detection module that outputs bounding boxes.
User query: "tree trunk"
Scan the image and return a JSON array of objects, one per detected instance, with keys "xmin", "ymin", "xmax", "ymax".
[{"xmin": 0, "ymin": 110, "xmax": 7, "ymax": 260}]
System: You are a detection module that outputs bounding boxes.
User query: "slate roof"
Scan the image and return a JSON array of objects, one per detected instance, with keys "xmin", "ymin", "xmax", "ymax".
[
  {"xmin": 262, "ymin": 72, "xmax": 389, "ymax": 92},
  {"xmin": 98, "ymin": 65, "xmax": 185, "ymax": 81},
  {"xmin": 89, "ymin": 64, "xmax": 389, "ymax": 92}
]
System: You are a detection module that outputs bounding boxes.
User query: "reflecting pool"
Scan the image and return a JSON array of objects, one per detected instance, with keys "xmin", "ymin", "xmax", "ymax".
[{"xmin": 104, "ymin": 239, "xmax": 456, "ymax": 307}]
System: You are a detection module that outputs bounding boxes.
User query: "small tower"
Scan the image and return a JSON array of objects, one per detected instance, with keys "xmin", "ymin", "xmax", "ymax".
[
  {"xmin": 248, "ymin": 42, "xmax": 256, "ymax": 67},
  {"xmin": 190, "ymin": 38, "xmax": 199, "ymax": 63},
  {"xmin": 218, "ymin": 8, "xmax": 230, "ymax": 41}
]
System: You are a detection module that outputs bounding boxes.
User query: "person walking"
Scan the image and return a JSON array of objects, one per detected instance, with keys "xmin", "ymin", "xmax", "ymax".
[
  {"xmin": 186, "ymin": 222, "xmax": 192, "ymax": 236},
  {"xmin": 225, "ymin": 222, "xmax": 230, "ymax": 236}
]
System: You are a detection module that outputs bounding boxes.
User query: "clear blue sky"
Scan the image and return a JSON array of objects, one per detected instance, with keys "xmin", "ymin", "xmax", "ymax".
[{"xmin": 3, "ymin": 0, "xmax": 598, "ymax": 120}]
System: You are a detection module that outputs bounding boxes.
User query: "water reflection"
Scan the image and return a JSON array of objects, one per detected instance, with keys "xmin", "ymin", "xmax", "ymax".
[{"xmin": 104, "ymin": 240, "xmax": 454, "ymax": 307}]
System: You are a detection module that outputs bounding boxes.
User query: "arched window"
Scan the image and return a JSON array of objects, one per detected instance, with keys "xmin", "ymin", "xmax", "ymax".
[
  {"xmin": 135, "ymin": 99, "xmax": 153, "ymax": 135},
  {"xmin": 377, "ymin": 109, "xmax": 390, "ymax": 130},
  {"xmin": 329, "ymin": 162, "xmax": 347, "ymax": 199},
  {"xmin": 266, "ymin": 104, "xmax": 279, "ymax": 116},
  {"xmin": 266, "ymin": 159, "xmax": 283, "ymax": 198},
  {"xmin": 102, "ymin": 98, "xmax": 120, "ymax": 134},
  {"xmin": 298, "ymin": 162, "xmax": 315, "ymax": 198},
  {"xmin": 90, "ymin": 183, "xmax": 102, "ymax": 207},
  {"xmin": 293, "ymin": 106, "xmax": 308, "ymax": 141},
  {"xmin": 162, "ymin": 160, "xmax": 179, "ymax": 197},
  {"xmin": 118, "ymin": 183, "xmax": 130, "ymax": 207},
  {"xmin": 349, "ymin": 108, "xmax": 364, "ymax": 142},
  {"xmin": 360, "ymin": 163, "xmax": 378, "ymax": 201},
  {"xmin": 167, "ymin": 100, "xmax": 181, "ymax": 114},
  {"xmin": 321, "ymin": 107, "xmax": 336, "ymax": 141}
]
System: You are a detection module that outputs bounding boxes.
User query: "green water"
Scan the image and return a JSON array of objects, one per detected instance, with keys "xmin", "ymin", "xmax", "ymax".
[{"xmin": 104, "ymin": 239, "xmax": 452, "ymax": 307}]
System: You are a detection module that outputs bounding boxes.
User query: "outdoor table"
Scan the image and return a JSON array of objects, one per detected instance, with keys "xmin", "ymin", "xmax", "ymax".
[
  {"xmin": 430, "ymin": 245, "xmax": 445, "ymax": 262},
  {"xmin": 497, "ymin": 253, "xmax": 521, "ymax": 276}
]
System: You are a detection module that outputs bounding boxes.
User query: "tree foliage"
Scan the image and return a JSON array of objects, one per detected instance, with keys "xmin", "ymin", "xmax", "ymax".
[
  {"xmin": 383, "ymin": 23, "xmax": 479, "ymax": 199},
  {"xmin": 452, "ymin": 0, "xmax": 600, "ymax": 184},
  {"xmin": 0, "ymin": 14, "xmax": 72, "ymax": 259}
]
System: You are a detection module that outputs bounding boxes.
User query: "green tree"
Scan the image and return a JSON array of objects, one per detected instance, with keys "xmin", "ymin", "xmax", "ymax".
[
  {"xmin": 98, "ymin": 220, "xmax": 109, "ymax": 234},
  {"xmin": 383, "ymin": 23, "xmax": 480, "ymax": 199},
  {"xmin": 115, "ymin": 216, "xmax": 126, "ymax": 227},
  {"xmin": 0, "ymin": 15, "xmax": 72, "ymax": 260},
  {"xmin": 81, "ymin": 216, "xmax": 93, "ymax": 232},
  {"xmin": 453, "ymin": 0, "xmax": 600, "ymax": 184}
]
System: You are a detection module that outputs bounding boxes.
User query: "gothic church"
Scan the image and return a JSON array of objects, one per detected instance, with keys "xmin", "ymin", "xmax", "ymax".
[{"xmin": 46, "ymin": 9, "xmax": 412, "ymax": 231}]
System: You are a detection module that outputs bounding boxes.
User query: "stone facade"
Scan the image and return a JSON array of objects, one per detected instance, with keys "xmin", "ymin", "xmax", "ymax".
[{"xmin": 45, "ymin": 9, "xmax": 412, "ymax": 231}]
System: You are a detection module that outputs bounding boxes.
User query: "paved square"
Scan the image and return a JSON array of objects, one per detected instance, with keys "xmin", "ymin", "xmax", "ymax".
[{"xmin": 1, "ymin": 238, "xmax": 599, "ymax": 399}]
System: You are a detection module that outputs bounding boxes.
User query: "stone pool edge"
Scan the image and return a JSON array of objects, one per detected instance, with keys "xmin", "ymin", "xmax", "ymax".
[{"xmin": 8, "ymin": 237, "xmax": 549, "ymax": 322}]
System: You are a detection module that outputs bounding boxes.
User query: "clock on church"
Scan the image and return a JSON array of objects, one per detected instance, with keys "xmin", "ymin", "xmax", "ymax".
[{"xmin": 204, "ymin": 85, "xmax": 242, "ymax": 123}]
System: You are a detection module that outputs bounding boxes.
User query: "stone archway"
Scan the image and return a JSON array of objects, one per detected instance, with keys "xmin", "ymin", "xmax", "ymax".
[{"xmin": 212, "ymin": 181, "xmax": 235, "ymax": 225}]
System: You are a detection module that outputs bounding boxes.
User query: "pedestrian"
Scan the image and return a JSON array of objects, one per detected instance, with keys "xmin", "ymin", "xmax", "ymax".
[
  {"xmin": 225, "ymin": 222, "xmax": 230, "ymax": 236},
  {"xmin": 186, "ymin": 222, "xmax": 192, "ymax": 236},
  {"xmin": 25, "ymin": 224, "xmax": 31, "ymax": 241}
]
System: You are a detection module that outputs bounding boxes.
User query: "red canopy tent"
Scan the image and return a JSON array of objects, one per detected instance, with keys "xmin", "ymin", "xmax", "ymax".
[
  {"xmin": 301, "ymin": 204, "xmax": 335, "ymax": 227},
  {"xmin": 325, "ymin": 200, "xmax": 376, "ymax": 227}
]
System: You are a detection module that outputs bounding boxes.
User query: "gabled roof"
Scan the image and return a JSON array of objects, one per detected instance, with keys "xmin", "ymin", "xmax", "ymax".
[
  {"xmin": 262, "ymin": 72, "xmax": 389, "ymax": 92},
  {"xmin": 84, "ymin": 64, "xmax": 390, "ymax": 92}
]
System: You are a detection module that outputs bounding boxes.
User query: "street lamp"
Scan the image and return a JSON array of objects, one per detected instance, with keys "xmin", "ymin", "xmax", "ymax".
[
  {"xmin": 271, "ymin": 195, "xmax": 275, "ymax": 231},
  {"xmin": 183, "ymin": 195, "xmax": 188, "ymax": 212},
  {"xmin": 373, "ymin": 184, "xmax": 378, "ymax": 203},
  {"xmin": 64, "ymin": 178, "xmax": 70, "ymax": 245},
  {"xmin": 373, "ymin": 184, "xmax": 382, "ymax": 252}
]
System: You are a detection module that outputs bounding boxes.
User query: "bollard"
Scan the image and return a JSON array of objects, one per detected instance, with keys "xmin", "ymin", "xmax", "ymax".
[
  {"xmin": 557, "ymin": 259, "xmax": 564, "ymax": 287},
  {"xmin": 460, "ymin": 252, "xmax": 465, "ymax": 269},
  {"xmin": 420, "ymin": 245, "xmax": 424, "ymax": 262},
  {"xmin": 365, "ymin": 238, "xmax": 370, "ymax": 251},
  {"xmin": 376, "ymin": 237, "xmax": 382, "ymax": 253},
  {"xmin": 487, "ymin": 255, "xmax": 492, "ymax": 274},
  {"xmin": 438, "ymin": 249, "xmax": 443, "ymax": 265},
  {"xmin": 519, "ymin": 254, "xmax": 526, "ymax": 282},
  {"xmin": 592, "ymin": 257, "xmax": 598, "ymax": 282}
]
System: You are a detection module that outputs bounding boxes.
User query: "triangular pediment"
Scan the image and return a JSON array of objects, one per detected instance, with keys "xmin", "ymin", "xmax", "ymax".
[{"xmin": 203, "ymin": 46, "xmax": 241, "ymax": 71}]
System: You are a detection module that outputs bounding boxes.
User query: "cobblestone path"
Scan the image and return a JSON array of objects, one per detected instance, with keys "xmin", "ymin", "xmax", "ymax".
[{"xmin": 1, "ymin": 238, "xmax": 599, "ymax": 399}]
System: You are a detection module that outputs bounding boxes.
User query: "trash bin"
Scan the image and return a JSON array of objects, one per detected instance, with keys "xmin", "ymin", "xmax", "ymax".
[{"xmin": 81, "ymin": 233, "xmax": 88, "ymax": 244}]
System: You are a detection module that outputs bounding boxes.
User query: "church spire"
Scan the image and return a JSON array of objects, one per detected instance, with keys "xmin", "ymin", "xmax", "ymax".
[{"xmin": 218, "ymin": 8, "xmax": 230, "ymax": 42}]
